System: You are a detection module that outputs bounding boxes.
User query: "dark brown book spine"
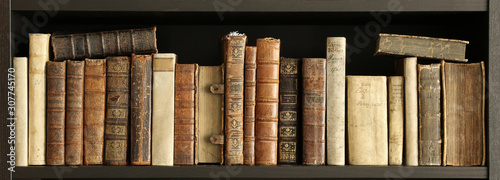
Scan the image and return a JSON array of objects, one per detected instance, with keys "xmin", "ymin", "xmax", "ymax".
[
  {"xmin": 174, "ymin": 64, "xmax": 198, "ymax": 165},
  {"xmin": 255, "ymin": 37, "xmax": 280, "ymax": 165},
  {"xmin": 302, "ymin": 58, "xmax": 326, "ymax": 165},
  {"xmin": 65, "ymin": 60, "xmax": 84, "ymax": 165},
  {"xmin": 418, "ymin": 63, "xmax": 442, "ymax": 166},
  {"xmin": 51, "ymin": 27, "xmax": 157, "ymax": 61},
  {"xmin": 46, "ymin": 61, "xmax": 66, "ymax": 165},
  {"xmin": 279, "ymin": 57, "xmax": 301, "ymax": 164},
  {"xmin": 244, "ymin": 46, "xmax": 257, "ymax": 165},
  {"xmin": 130, "ymin": 54, "xmax": 152, "ymax": 165},
  {"xmin": 105, "ymin": 56, "xmax": 130, "ymax": 165},
  {"xmin": 84, "ymin": 59, "xmax": 106, "ymax": 165}
]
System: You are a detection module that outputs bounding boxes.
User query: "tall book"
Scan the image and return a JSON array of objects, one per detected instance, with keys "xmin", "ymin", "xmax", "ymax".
[
  {"xmin": 14, "ymin": 57, "xmax": 28, "ymax": 166},
  {"xmin": 403, "ymin": 57, "xmax": 419, "ymax": 166},
  {"xmin": 244, "ymin": 46, "xmax": 257, "ymax": 165},
  {"xmin": 66, "ymin": 60, "xmax": 85, "ymax": 165},
  {"xmin": 302, "ymin": 58, "xmax": 326, "ymax": 165},
  {"xmin": 442, "ymin": 61, "xmax": 485, "ymax": 166},
  {"xmin": 105, "ymin": 56, "xmax": 130, "ymax": 165},
  {"xmin": 326, "ymin": 37, "xmax": 346, "ymax": 165},
  {"xmin": 223, "ymin": 33, "xmax": 247, "ymax": 165},
  {"xmin": 388, "ymin": 76, "xmax": 404, "ymax": 165},
  {"xmin": 46, "ymin": 61, "xmax": 66, "ymax": 165},
  {"xmin": 255, "ymin": 37, "xmax": 280, "ymax": 165},
  {"xmin": 418, "ymin": 63, "xmax": 442, "ymax": 166},
  {"xmin": 279, "ymin": 57, "xmax": 301, "ymax": 164},
  {"xmin": 84, "ymin": 58, "xmax": 106, "ymax": 165},
  {"xmin": 131, "ymin": 54, "xmax": 153, "ymax": 165},
  {"xmin": 152, "ymin": 53, "xmax": 176, "ymax": 166},
  {"xmin": 347, "ymin": 76, "xmax": 388, "ymax": 165},
  {"xmin": 28, "ymin": 33, "xmax": 50, "ymax": 165},
  {"xmin": 51, "ymin": 27, "xmax": 157, "ymax": 60},
  {"xmin": 174, "ymin": 64, "xmax": 199, "ymax": 165}
]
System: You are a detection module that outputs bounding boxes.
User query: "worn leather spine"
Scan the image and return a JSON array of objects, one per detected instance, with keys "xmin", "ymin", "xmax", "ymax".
[
  {"xmin": 244, "ymin": 46, "xmax": 257, "ymax": 165},
  {"xmin": 51, "ymin": 27, "xmax": 157, "ymax": 61},
  {"xmin": 84, "ymin": 59, "xmax": 106, "ymax": 165},
  {"xmin": 255, "ymin": 38, "xmax": 280, "ymax": 165},
  {"xmin": 65, "ymin": 60, "xmax": 85, "ymax": 165},
  {"xmin": 14, "ymin": 57, "xmax": 29, "ymax": 166},
  {"xmin": 388, "ymin": 76, "xmax": 404, "ymax": 166},
  {"xmin": 131, "ymin": 54, "xmax": 153, "ymax": 165},
  {"xmin": 46, "ymin": 61, "xmax": 66, "ymax": 165},
  {"xmin": 105, "ymin": 56, "xmax": 130, "ymax": 165}
]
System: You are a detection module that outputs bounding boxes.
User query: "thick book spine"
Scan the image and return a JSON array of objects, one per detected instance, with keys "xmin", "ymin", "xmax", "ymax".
[
  {"xmin": 174, "ymin": 64, "xmax": 198, "ymax": 165},
  {"xmin": 404, "ymin": 57, "xmax": 419, "ymax": 166},
  {"xmin": 131, "ymin": 54, "xmax": 153, "ymax": 165},
  {"xmin": 326, "ymin": 37, "xmax": 346, "ymax": 165},
  {"xmin": 418, "ymin": 64, "xmax": 442, "ymax": 166},
  {"xmin": 152, "ymin": 53, "xmax": 176, "ymax": 166},
  {"xmin": 84, "ymin": 59, "xmax": 106, "ymax": 165},
  {"xmin": 278, "ymin": 57, "xmax": 301, "ymax": 164},
  {"xmin": 65, "ymin": 60, "xmax": 85, "ymax": 165},
  {"xmin": 223, "ymin": 34, "xmax": 247, "ymax": 165},
  {"xmin": 244, "ymin": 46, "xmax": 257, "ymax": 166},
  {"xmin": 255, "ymin": 38, "xmax": 280, "ymax": 165},
  {"xmin": 51, "ymin": 27, "xmax": 158, "ymax": 60},
  {"xmin": 347, "ymin": 76, "xmax": 388, "ymax": 165},
  {"xmin": 388, "ymin": 76, "xmax": 404, "ymax": 166},
  {"xmin": 46, "ymin": 61, "xmax": 66, "ymax": 165},
  {"xmin": 302, "ymin": 58, "xmax": 326, "ymax": 165},
  {"xmin": 105, "ymin": 56, "xmax": 130, "ymax": 165},
  {"xmin": 28, "ymin": 33, "xmax": 50, "ymax": 165},
  {"xmin": 14, "ymin": 57, "xmax": 28, "ymax": 166}
]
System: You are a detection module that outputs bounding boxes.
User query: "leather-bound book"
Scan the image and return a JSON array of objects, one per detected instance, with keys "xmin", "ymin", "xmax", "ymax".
[
  {"xmin": 223, "ymin": 33, "xmax": 247, "ymax": 165},
  {"xmin": 174, "ymin": 64, "xmax": 199, "ymax": 165},
  {"xmin": 105, "ymin": 56, "xmax": 130, "ymax": 165},
  {"xmin": 388, "ymin": 76, "xmax": 404, "ymax": 166},
  {"xmin": 244, "ymin": 46, "xmax": 257, "ymax": 165},
  {"xmin": 51, "ymin": 27, "xmax": 157, "ymax": 60},
  {"xmin": 279, "ymin": 57, "xmax": 301, "ymax": 164},
  {"xmin": 46, "ymin": 61, "xmax": 66, "ymax": 165},
  {"xmin": 442, "ymin": 61, "xmax": 485, "ymax": 166},
  {"xmin": 14, "ymin": 57, "xmax": 28, "ymax": 166},
  {"xmin": 131, "ymin": 54, "xmax": 153, "ymax": 165},
  {"xmin": 399, "ymin": 57, "xmax": 419, "ymax": 166},
  {"xmin": 302, "ymin": 58, "xmax": 326, "ymax": 165},
  {"xmin": 255, "ymin": 37, "xmax": 280, "ymax": 165},
  {"xmin": 66, "ymin": 60, "xmax": 85, "ymax": 165},
  {"xmin": 84, "ymin": 58, "xmax": 106, "ymax": 165}
]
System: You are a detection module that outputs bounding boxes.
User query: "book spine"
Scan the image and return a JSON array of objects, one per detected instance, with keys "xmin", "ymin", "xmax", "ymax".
[
  {"xmin": 28, "ymin": 33, "xmax": 50, "ymax": 165},
  {"xmin": 244, "ymin": 46, "xmax": 257, "ymax": 165},
  {"xmin": 84, "ymin": 59, "xmax": 106, "ymax": 165},
  {"xmin": 131, "ymin": 54, "xmax": 153, "ymax": 165},
  {"xmin": 14, "ymin": 57, "xmax": 28, "ymax": 166},
  {"xmin": 46, "ymin": 61, "xmax": 66, "ymax": 165},
  {"xmin": 152, "ymin": 53, "xmax": 176, "ymax": 166},
  {"xmin": 278, "ymin": 57, "xmax": 301, "ymax": 164},
  {"xmin": 223, "ymin": 34, "xmax": 247, "ymax": 165},
  {"xmin": 255, "ymin": 38, "xmax": 280, "ymax": 165},
  {"xmin": 105, "ymin": 56, "xmax": 130, "ymax": 165},
  {"xmin": 65, "ymin": 60, "xmax": 85, "ymax": 165},
  {"xmin": 51, "ymin": 27, "xmax": 157, "ymax": 60},
  {"xmin": 302, "ymin": 58, "xmax": 326, "ymax": 165},
  {"xmin": 404, "ymin": 57, "xmax": 419, "ymax": 166},
  {"xmin": 326, "ymin": 37, "xmax": 346, "ymax": 165},
  {"xmin": 388, "ymin": 76, "xmax": 404, "ymax": 166}
]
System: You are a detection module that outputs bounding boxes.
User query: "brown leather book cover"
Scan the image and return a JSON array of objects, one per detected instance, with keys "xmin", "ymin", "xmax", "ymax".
[
  {"xmin": 46, "ymin": 61, "xmax": 66, "ymax": 165},
  {"xmin": 65, "ymin": 60, "xmax": 85, "ymax": 165},
  {"xmin": 174, "ymin": 64, "xmax": 199, "ymax": 165},
  {"xmin": 255, "ymin": 37, "xmax": 280, "ymax": 165},
  {"xmin": 131, "ymin": 54, "xmax": 152, "ymax": 165},
  {"xmin": 244, "ymin": 46, "xmax": 257, "ymax": 165},
  {"xmin": 223, "ymin": 33, "xmax": 247, "ymax": 165},
  {"xmin": 278, "ymin": 57, "xmax": 301, "ymax": 164},
  {"xmin": 105, "ymin": 56, "xmax": 130, "ymax": 165},
  {"xmin": 302, "ymin": 58, "xmax": 326, "ymax": 165},
  {"xmin": 51, "ymin": 27, "xmax": 157, "ymax": 61},
  {"xmin": 84, "ymin": 58, "xmax": 106, "ymax": 165}
]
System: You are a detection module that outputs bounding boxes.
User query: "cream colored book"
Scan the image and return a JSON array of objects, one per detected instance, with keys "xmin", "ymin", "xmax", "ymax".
[
  {"xmin": 347, "ymin": 76, "xmax": 388, "ymax": 165},
  {"xmin": 152, "ymin": 53, "xmax": 176, "ymax": 166},
  {"xmin": 388, "ymin": 76, "xmax": 404, "ymax": 165},
  {"xmin": 14, "ymin": 57, "xmax": 28, "ymax": 166},
  {"xmin": 404, "ymin": 57, "xmax": 419, "ymax": 166},
  {"xmin": 28, "ymin": 33, "xmax": 50, "ymax": 165},
  {"xmin": 326, "ymin": 37, "xmax": 346, "ymax": 165}
]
